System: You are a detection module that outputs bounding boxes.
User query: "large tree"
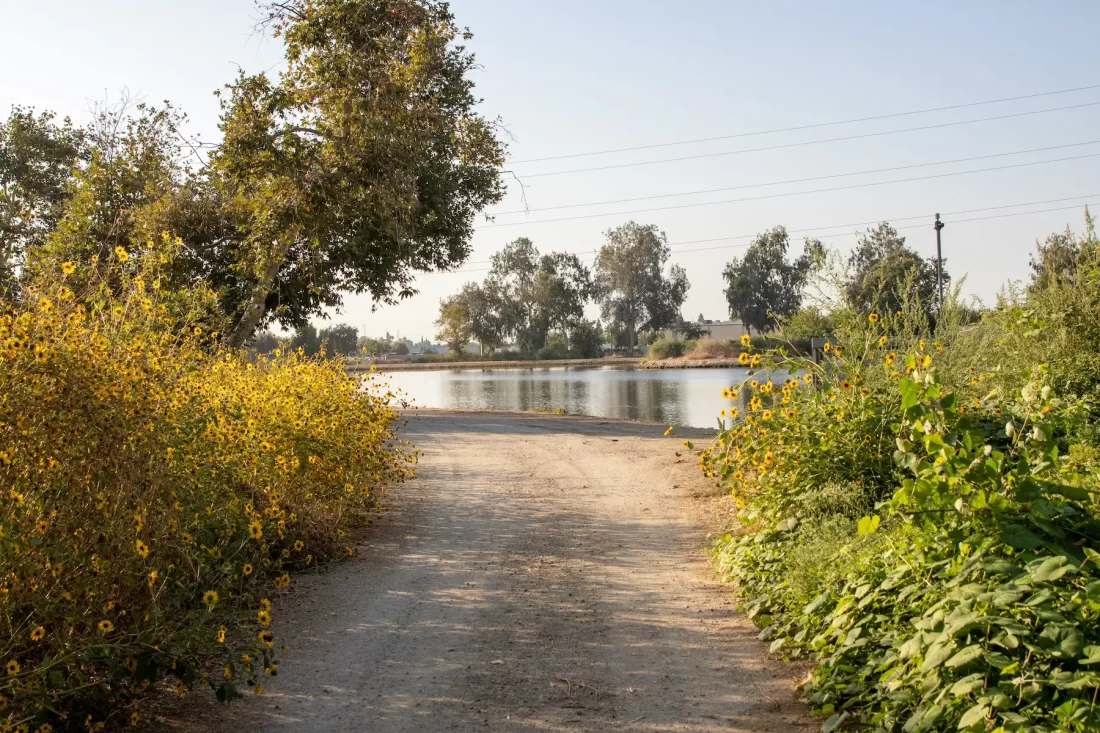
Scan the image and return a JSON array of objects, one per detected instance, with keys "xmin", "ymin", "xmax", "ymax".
[
  {"xmin": 319, "ymin": 323, "xmax": 359, "ymax": 355},
  {"xmin": 9, "ymin": 0, "xmax": 505, "ymax": 349},
  {"xmin": 435, "ymin": 296, "xmax": 472, "ymax": 356},
  {"xmin": 216, "ymin": 0, "xmax": 506, "ymax": 346},
  {"xmin": 457, "ymin": 282, "xmax": 503, "ymax": 355},
  {"xmin": 486, "ymin": 238, "xmax": 592, "ymax": 352},
  {"xmin": 845, "ymin": 222, "xmax": 947, "ymax": 321},
  {"xmin": 722, "ymin": 226, "xmax": 821, "ymax": 333},
  {"xmin": 593, "ymin": 221, "xmax": 688, "ymax": 355},
  {"xmin": 1030, "ymin": 210, "xmax": 1096, "ymax": 291},
  {"xmin": 0, "ymin": 108, "xmax": 85, "ymax": 297}
]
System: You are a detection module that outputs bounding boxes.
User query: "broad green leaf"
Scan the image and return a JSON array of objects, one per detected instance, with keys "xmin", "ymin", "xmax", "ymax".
[
  {"xmin": 945, "ymin": 644, "xmax": 983, "ymax": 668},
  {"xmin": 921, "ymin": 640, "xmax": 956, "ymax": 672},
  {"xmin": 803, "ymin": 591, "xmax": 831, "ymax": 615},
  {"xmin": 978, "ymin": 559, "xmax": 1020, "ymax": 577},
  {"xmin": 822, "ymin": 712, "xmax": 846, "ymax": 732},
  {"xmin": 1038, "ymin": 624, "xmax": 1084, "ymax": 658},
  {"xmin": 949, "ymin": 673, "xmax": 985, "ymax": 697},
  {"xmin": 857, "ymin": 514, "xmax": 881, "ymax": 535},
  {"xmin": 899, "ymin": 378, "xmax": 918, "ymax": 410},
  {"xmin": 1000, "ymin": 523, "xmax": 1041, "ymax": 550},
  {"xmin": 956, "ymin": 702, "xmax": 989, "ymax": 728},
  {"xmin": 1029, "ymin": 556, "xmax": 1075, "ymax": 583}
]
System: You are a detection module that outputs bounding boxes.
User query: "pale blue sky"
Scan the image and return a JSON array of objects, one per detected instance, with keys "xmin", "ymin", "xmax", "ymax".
[{"xmin": 4, "ymin": 1, "xmax": 1100, "ymax": 340}]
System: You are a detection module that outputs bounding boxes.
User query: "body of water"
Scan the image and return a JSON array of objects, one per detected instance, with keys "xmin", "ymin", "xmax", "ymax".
[{"xmin": 379, "ymin": 365, "xmax": 753, "ymax": 429}]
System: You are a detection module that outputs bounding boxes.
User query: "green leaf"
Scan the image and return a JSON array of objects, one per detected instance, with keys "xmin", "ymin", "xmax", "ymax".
[
  {"xmin": 857, "ymin": 514, "xmax": 881, "ymax": 535},
  {"xmin": 956, "ymin": 702, "xmax": 989, "ymax": 728},
  {"xmin": 949, "ymin": 673, "xmax": 985, "ymax": 697},
  {"xmin": 215, "ymin": 681, "xmax": 239, "ymax": 703},
  {"xmin": 822, "ymin": 712, "xmax": 847, "ymax": 733},
  {"xmin": 1000, "ymin": 523, "xmax": 1042, "ymax": 550},
  {"xmin": 978, "ymin": 559, "xmax": 1020, "ymax": 577},
  {"xmin": 900, "ymin": 378, "xmax": 918, "ymax": 410},
  {"xmin": 1043, "ymin": 481, "xmax": 1090, "ymax": 502},
  {"xmin": 803, "ymin": 591, "xmax": 831, "ymax": 615},
  {"xmin": 1038, "ymin": 624, "xmax": 1084, "ymax": 658},
  {"xmin": 1029, "ymin": 555, "xmax": 1075, "ymax": 582},
  {"xmin": 945, "ymin": 644, "xmax": 983, "ymax": 668},
  {"xmin": 921, "ymin": 640, "xmax": 956, "ymax": 672}
]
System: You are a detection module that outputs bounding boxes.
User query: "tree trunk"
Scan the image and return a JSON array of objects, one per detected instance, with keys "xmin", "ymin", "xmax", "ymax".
[
  {"xmin": 627, "ymin": 306, "xmax": 636, "ymax": 356},
  {"xmin": 226, "ymin": 238, "xmax": 292, "ymax": 349}
]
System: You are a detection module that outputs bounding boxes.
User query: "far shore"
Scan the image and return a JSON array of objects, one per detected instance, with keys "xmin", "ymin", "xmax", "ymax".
[
  {"xmin": 348, "ymin": 356, "xmax": 642, "ymax": 372},
  {"xmin": 639, "ymin": 357, "xmax": 747, "ymax": 369}
]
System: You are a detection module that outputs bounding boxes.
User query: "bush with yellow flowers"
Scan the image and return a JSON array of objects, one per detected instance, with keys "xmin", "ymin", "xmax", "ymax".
[
  {"xmin": 0, "ymin": 241, "xmax": 414, "ymax": 730},
  {"xmin": 699, "ymin": 305, "xmax": 1100, "ymax": 732}
]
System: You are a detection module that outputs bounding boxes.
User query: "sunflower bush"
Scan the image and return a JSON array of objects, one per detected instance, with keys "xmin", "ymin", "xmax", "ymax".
[
  {"xmin": 700, "ymin": 304, "xmax": 1100, "ymax": 732},
  {"xmin": 0, "ymin": 242, "xmax": 414, "ymax": 730}
]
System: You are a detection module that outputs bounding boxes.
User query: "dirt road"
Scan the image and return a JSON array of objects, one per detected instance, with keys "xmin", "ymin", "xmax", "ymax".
[{"xmin": 174, "ymin": 411, "xmax": 806, "ymax": 732}]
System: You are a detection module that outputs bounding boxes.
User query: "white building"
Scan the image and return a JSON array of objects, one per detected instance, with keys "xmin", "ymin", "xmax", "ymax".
[{"xmin": 666, "ymin": 318, "xmax": 748, "ymax": 341}]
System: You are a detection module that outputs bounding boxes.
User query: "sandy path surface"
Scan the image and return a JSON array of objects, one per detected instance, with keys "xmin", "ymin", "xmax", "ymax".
[{"xmin": 171, "ymin": 411, "xmax": 807, "ymax": 732}]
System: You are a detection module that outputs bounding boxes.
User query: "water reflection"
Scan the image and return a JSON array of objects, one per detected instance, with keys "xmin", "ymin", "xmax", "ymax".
[{"xmin": 381, "ymin": 365, "xmax": 755, "ymax": 429}]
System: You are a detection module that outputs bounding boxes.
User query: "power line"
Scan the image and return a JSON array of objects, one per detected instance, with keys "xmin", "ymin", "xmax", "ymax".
[
  {"xmin": 490, "ymin": 140, "xmax": 1100, "ymax": 216},
  {"xmin": 478, "ymin": 152, "xmax": 1100, "ymax": 229},
  {"xmin": 507, "ymin": 83, "xmax": 1100, "ymax": 164},
  {"xmin": 510, "ymin": 101, "xmax": 1100, "ymax": 179},
  {"xmin": 456, "ymin": 194, "xmax": 1100, "ymax": 271}
]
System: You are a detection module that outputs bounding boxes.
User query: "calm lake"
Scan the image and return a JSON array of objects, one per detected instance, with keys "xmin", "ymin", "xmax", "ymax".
[{"xmin": 379, "ymin": 365, "xmax": 753, "ymax": 429}]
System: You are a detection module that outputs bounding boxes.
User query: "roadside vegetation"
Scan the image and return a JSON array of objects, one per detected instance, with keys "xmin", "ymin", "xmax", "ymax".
[
  {"xmin": 1, "ymin": 246, "xmax": 415, "ymax": 729},
  {"xmin": 1, "ymin": 0, "xmax": 501, "ymax": 728},
  {"xmin": 697, "ymin": 212, "xmax": 1100, "ymax": 732}
]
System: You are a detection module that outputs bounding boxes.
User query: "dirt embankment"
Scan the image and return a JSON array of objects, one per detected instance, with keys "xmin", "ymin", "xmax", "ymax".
[{"xmin": 167, "ymin": 412, "xmax": 809, "ymax": 732}]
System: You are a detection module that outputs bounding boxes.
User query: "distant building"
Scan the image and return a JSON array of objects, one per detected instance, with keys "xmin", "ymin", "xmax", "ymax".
[{"xmin": 665, "ymin": 318, "xmax": 747, "ymax": 341}]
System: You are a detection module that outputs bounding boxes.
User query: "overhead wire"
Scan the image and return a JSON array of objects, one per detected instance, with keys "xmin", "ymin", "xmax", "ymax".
[
  {"xmin": 490, "ymin": 140, "xmax": 1100, "ymax": 216},
  {"xmin": 509, "ymin": 101, "xmax": 1100, "ymax": 179},
  {"xmin": 507, "ymin": 83, "xmax": 1100, "ymax": 164},
  {"xmin": 477, "ymin": 151, "xmax": 1100, "ymax": 228},
  {"xmin": 451, "ymin": 195, "xmax": 1100, "ymax": 275}
]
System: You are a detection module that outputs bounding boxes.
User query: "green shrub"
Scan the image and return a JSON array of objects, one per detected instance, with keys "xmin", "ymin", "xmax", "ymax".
[
  {"xmin": 782, "ymin": 305, "xmax": 835, "ymax": 342},
  {"xmin": 648, "ymin": 337, "xmax": 688, "ymax": 360},
  {"xmin": 697, "ymin": 305, "xmax": 1100, "ymax": 732}
]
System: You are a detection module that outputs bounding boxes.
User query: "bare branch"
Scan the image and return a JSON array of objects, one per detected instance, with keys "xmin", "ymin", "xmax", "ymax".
[{"xmin": 498, "ymin": 170, "xmax": 529, "ymax": 215}]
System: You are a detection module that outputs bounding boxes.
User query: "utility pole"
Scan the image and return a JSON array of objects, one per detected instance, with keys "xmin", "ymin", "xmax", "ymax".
[{"xmin": 934, "ymin": 213, "xmax": 945, "ymax": 317}]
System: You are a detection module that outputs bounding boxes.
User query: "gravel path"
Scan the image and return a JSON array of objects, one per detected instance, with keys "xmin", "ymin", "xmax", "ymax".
[{"xmin": 170, "ymin": 411, "xmax": 808, "ymax": 732}]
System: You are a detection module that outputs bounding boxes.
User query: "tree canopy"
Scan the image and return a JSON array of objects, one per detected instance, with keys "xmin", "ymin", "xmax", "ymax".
[
  {"xmin": 482, "ymin": 238, "xmax": 593, "ymax": 352},
  {"xmin": 0, "ymin": 108, "xmax": 85, "ymax": 297},
  {"xmin": 722, "ymin": 226, "xmax": 821, "ymax": 333},
  {"xmin": 844, "ymin": 222, "xmax": 947, "ymax": 321},
  {"xmin": 435, "ymin": 295, "xmax": 472, "ymax": 356},
  {"xmin": 593, "ymin": 221, "xmax": 688, "ymax": 354},
  {"xmin": 4, "ymin": 0, "xmax": 506, "ymax": 349},
  {"xmin": 319, "ymin": 323, "xmax": 359, "ymax": 355}
]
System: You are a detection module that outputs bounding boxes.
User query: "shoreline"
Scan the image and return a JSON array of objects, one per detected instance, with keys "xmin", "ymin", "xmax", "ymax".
[
  {"xmin": 399, "ymin": 406, "xmax": 720, "ymax": 438},
  {"xmin": 349, "ymin": 356, "xmax": 641, "ymax": 372},
  {"xmin": 639, "ymin": 357, "xmax": 748, "ymax": 369}
]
